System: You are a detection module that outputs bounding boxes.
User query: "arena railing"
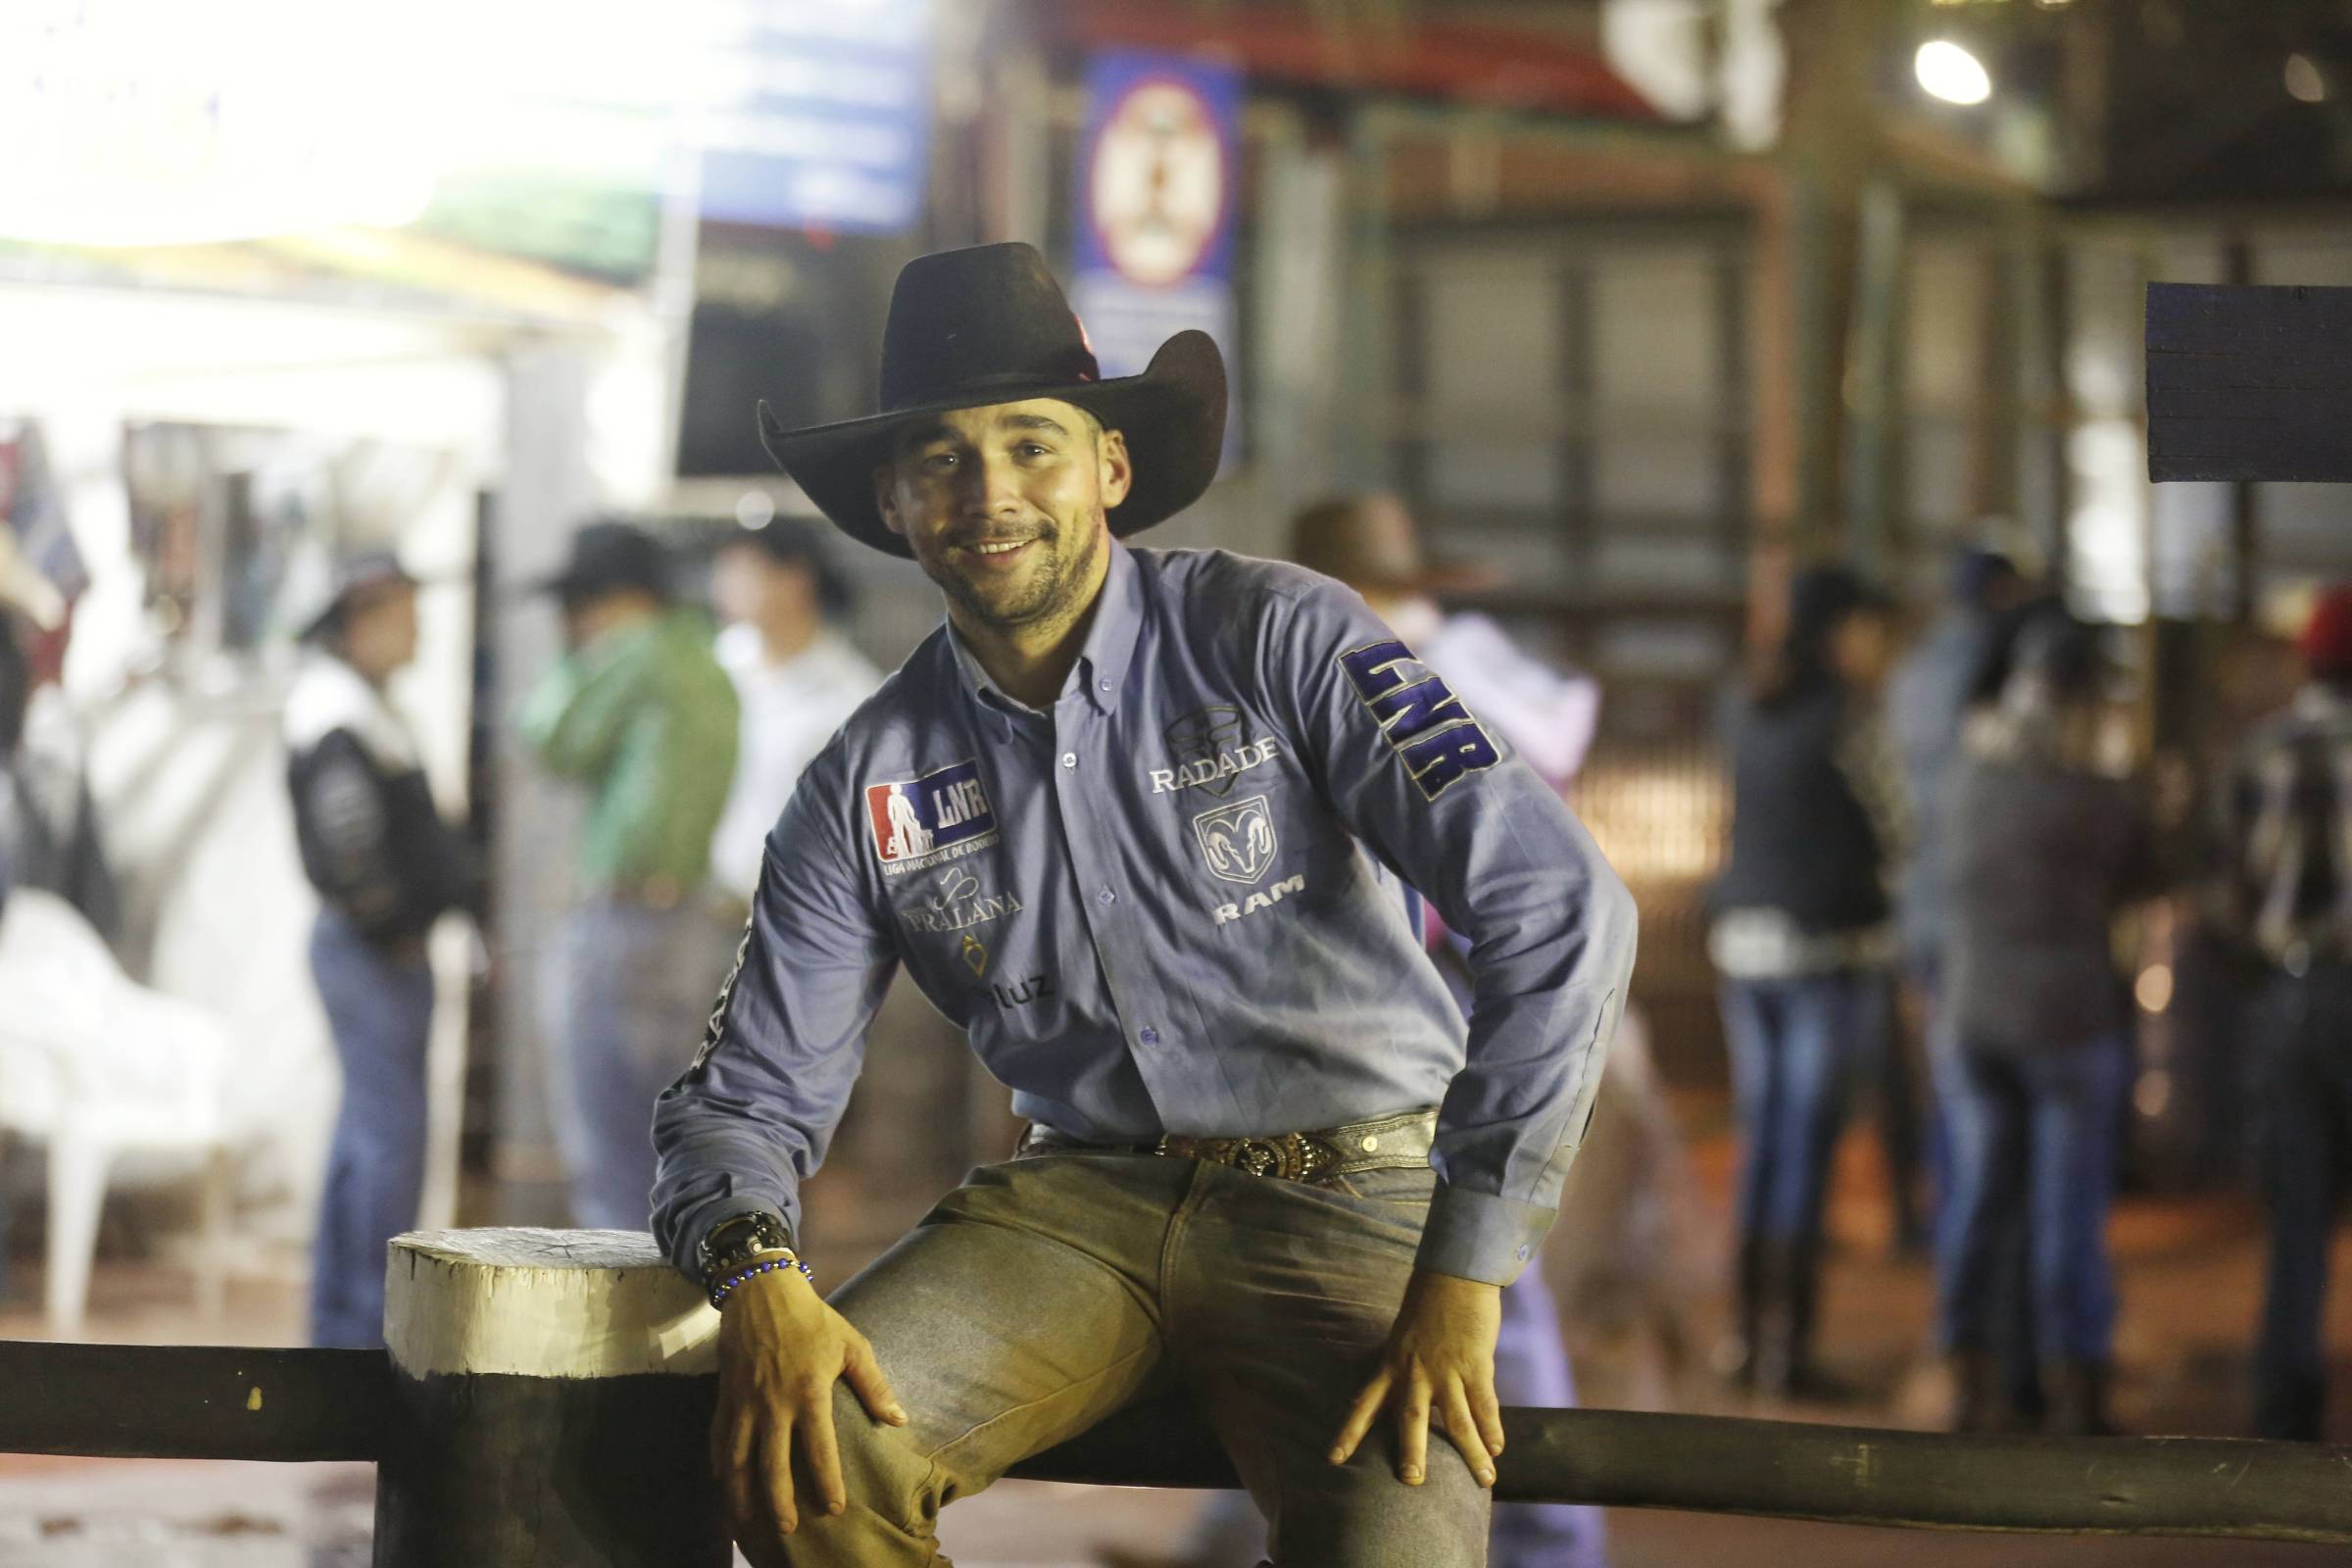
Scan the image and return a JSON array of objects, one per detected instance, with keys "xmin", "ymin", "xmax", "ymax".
[{"xmin": 2, "ymin": 1229, "xmax": 2346, "ymax": 1565}]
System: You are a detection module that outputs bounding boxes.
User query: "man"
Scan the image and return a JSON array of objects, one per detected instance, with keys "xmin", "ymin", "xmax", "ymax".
[
  {"xmin": 2222, "ymin": 584, "xmax": 2352, "ymax": 1441},
  {"xmin": 654, "ymin": 243, "xmax": 1637, "ymax": 1566},
  {"xmin": 285, "ymin": 551, "xmax": 472, "ymax": 1348},
  {"xmin": 1285, "ymin": 492, "xmax": 1610, "ymax": 1568},
  {"xmin": 519, "ymin": 520, "xmax": 739, "ymax": 1231},
  {"xmin": 0, "ymin": 504, "xmax": 118, "ymax": 944},
  {"xmin": 709, "ymin": 517, "xmax": 882, "ymax": 904}
]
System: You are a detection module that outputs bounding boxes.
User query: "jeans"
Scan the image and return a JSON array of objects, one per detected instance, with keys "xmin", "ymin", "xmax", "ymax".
[
  {"xmin": 545, "ymin": 892, "xmax": 739, "ymax": 1231},
  {"xmin": 1178, "ymin": 1258, "xmax": 1606, "ymax": 1568},
  {"xmin": 2251, "ymin": 963, "xmax": 2352, "ymax": 1439},
  {"xmin": 783, "ymin": 1151, "xmax": 1490, "ymax": 1566},
  {"xmin": 1934, "ymin": 1032, "xmax": 2131, "ymax": 1365},
  {"xmin": 1720, "ymin": 972, "xmax": 1882, "ymax": 1255},
  {"xmin": 309, "ymin": 908, "xmax": 435, "ymax": 1349}
]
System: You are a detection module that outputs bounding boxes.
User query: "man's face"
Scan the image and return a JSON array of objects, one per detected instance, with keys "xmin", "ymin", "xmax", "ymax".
[
  {"xmin": 874, "ymin": 398, "xmax": 1131, "ymax": 632},
  {"xmin": 711, "ymin": 545, "xmax": 815, "ymax": 630}
]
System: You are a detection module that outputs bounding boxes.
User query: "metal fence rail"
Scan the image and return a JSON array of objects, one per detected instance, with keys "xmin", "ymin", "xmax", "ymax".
[{"xmin": 6, "ymin": 1339, "xmax": 2351, "ymax": 1547}]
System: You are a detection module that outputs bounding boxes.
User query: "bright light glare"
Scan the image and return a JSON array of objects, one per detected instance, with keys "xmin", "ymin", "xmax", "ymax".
[
  {"xmin": 1915, "ymin": 39, "xmax": 1993, "ymax": 107},
  {"xmin": 2286, "ymin": 53, "xmax": 2328, "ymax": 105},
  {"xmin": 2134, "ymin": 963, "xmax": 2175, "ymax": 1014}
]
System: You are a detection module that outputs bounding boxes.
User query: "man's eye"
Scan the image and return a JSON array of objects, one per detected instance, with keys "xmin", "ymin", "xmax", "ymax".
[
  {"xmin": 923, "ymin": 452, "xmax": 958, "ymax": 470},
  {"xmin": 1017, "ymin": 443, "xmax": 1052, "ymax": 458}
]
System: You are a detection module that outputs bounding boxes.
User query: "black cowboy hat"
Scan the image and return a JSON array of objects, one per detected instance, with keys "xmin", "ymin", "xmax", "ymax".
[
  {"xmin": 530, "ymin": 518, "xmax": 674, "ymax": 606},
  {"xmin": 756, "ymin": 242, "xmax": 1227, "ymax": 558}
]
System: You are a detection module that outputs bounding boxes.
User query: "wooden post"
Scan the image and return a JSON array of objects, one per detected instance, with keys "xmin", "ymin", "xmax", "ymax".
[{"xmin": 374, "ymin": 1228, "xmax": 730, "ymax": 1568}]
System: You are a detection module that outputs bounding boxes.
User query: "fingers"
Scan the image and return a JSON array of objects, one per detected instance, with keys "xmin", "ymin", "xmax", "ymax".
[
  {"xmin": 715, "ymin": 1406, "xmax": 759, "ymax": 1525},
  {"xmin": 1438, "ymin": 1382, "xmax": 1494, "ymax": 1489},
  {"xmin": 1469, "ymin": 1376, "xmax": 1506, "ymax": 1461},
  {"xmin": 760, "ymin": 1415, "xmax": 800, "ymax": 1537},
  {"xmin": 1394, "ymin": 1377, "xmax": 1431, "ymax": 1486},
  {"xmin": 802, "ymin": 1384, "xmax": 849, "ymax": 1520},
  {"xmin": 842, "ymin": 1334, "xmax": 909, "ymax": 1426},
  {"xmin": 1327, "ymin": 1368, "xmax": 1392, "ymax": 1465}
]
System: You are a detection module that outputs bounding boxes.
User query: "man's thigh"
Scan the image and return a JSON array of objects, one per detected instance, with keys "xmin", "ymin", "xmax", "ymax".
[
  {"xmin": 1170, "ymin": 1162, "xmax": 1490, "ymax": 1568},
  {"xmin": 823, "ymin": 1154, "xmax": 1191, "ymax": 1507}
]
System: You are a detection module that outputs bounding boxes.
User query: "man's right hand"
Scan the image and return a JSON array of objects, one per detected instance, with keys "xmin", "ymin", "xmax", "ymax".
[{"xmin": 710, "ymin": 1267, "xmax": 907, "ymax": 1562}]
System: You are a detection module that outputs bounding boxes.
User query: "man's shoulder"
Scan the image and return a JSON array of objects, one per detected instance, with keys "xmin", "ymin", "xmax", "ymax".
[
  {"xmin": 804, "ymin": 628, "xmax": 956, "ymax": 773},
  {"xmin": 1129, "ymin": 547, "xmax": 1360, "ymax": 661}
]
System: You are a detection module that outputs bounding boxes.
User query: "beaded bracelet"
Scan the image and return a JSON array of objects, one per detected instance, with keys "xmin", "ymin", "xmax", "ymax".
[{"xmin": 709, "ymin": 1251, "xmax": 814, "ymax": 1310}]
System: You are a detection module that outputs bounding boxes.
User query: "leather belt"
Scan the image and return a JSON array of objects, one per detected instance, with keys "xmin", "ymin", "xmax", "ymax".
[{"xmin": 1015, "ymin": 1107, "xmax": 1438, "ymax": 1186}]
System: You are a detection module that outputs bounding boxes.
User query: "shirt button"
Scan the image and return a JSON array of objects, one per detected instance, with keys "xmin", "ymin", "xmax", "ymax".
[
  {"xmin": 1060, "ymin": 752, "xmax": 1077, "ymax": 769},
  {"xmin": 1099, "ymin": 678, "xmax": 1112, "ymax": 692},
  {"xmin": 1516, "ymin": 1244, "xmax": 1533, "ymax": 1263},
  {"xmin": 1097, "ymin": 887, "xmax": 1116, "ymax": 906},
  {"xmin": 1360, "ymin": 1135, "xmax": 1380, "ymax": 1152},
  {"xmin": 1138, "ymin": 1026, "xmax": 1160, "ymax": 1046}
]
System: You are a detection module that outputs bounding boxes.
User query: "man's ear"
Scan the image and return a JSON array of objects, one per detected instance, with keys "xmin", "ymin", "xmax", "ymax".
[
  {"xmin": 873, "ymin": 463, "xmax": 906, "ymax": 536},
  {"xmin": 1098, "ymin": 428, "xmax": 1134, "ymax": 510}
]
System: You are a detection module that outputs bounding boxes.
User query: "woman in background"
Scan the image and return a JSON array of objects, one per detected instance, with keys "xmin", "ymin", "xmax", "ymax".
[
  {"xmin": 1936, "ymin": 608, "xmax": 2160, "ymax": 1434},
  {"xmin": 1709, "ymin": 564, "xmax": 1902, "ymax": 1399}
]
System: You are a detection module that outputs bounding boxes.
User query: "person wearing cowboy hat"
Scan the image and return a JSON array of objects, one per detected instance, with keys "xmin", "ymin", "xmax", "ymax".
[
  {"xmin": 653, "ymin": 243, "xmax": 1636, "ymax": 1567},
  {"xmin": 516, "ymin": 517, "xmax": 742, "ymax": 1234},
  {"xmin": 283, "ymin": 549, "xmax": 473, "ymax": 1348}
]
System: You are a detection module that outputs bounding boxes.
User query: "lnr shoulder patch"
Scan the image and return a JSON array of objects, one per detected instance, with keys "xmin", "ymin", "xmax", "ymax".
[{"xmin": 1336, "ymin": 639, "xmax": 1500, "ymax": 801}]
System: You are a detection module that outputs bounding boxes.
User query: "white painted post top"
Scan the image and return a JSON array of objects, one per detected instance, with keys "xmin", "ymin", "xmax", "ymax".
[{"xmin": 385, "ymin": 1228, "xmax": 719, "ymax": 1381}]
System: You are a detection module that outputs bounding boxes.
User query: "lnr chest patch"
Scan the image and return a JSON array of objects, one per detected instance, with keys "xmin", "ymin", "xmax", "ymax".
[
  {"xmin": 863, "ymin": 759, "xmax": 1001, "ymax": 875},
  {"xmin": 1337, "ymin": 640, "xmax": 1500, "ymax": 801}
]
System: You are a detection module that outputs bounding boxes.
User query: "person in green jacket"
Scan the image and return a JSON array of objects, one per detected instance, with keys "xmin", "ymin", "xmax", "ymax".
[{"xmin": 519, "ymin": 519, "xmax": 741, "ymax": 1230}]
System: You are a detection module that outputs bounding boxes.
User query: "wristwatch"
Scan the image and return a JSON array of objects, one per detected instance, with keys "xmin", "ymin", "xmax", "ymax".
[{"xmin": 698, "ymin": 1210, "xmax": 795, "ymax": 1291}]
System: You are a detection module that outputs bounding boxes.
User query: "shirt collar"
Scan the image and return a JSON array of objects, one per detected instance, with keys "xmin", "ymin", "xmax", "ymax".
[{"xmin": 946, "ymin": 540, "xmax": 1145, "ymax": 736}]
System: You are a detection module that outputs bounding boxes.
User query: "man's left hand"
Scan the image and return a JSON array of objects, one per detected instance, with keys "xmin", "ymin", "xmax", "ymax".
[{"xmin": 1328, "ymin": 1268, "xmax": 1504, "ymax": 1488}]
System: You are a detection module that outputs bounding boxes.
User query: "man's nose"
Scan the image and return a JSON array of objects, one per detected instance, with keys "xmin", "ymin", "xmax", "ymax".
[{"xmin": 967, "ymin": 452, "xmax": 1027, "ymax": 517}]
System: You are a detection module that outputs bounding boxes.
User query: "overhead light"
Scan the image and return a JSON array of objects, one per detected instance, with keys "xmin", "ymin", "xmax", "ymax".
[
  {"xmin": 1915, "ymin": 39, "xmax": 1993, "ymax": 106},
  {"xmin": 2286, "ymin": 53, "xmax": 2328, "ymax": 104}
]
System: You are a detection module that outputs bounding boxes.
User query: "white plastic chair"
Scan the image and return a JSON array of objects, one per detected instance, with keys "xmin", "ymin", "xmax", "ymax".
[{"xmin": 0, "ymin": 887, "xmax": 235, "ymax": 1335}]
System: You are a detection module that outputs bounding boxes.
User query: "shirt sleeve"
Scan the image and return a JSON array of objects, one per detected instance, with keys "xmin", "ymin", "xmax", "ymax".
[
  {"xmin": 650, "ymin": 755, "xmax": 899, "ymax": 1278},
  {"xmin": 298, "ymin": 731, "xmax": 402, "ymax": 934},
  {"xmin": 1262, "ymin": 576, "xmax": 1640, "ymax": 1286}
]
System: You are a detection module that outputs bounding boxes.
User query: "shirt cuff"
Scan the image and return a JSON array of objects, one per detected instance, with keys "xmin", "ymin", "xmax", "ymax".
[{"xmin": 1412, "ymin": 1179, "xmax": 1558, "ymax": 1287}]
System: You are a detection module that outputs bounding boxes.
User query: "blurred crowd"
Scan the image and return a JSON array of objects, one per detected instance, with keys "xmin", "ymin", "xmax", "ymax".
[
  {"xmin": 2, "ymin": 474, "xmax": 2350, "ymax": 1567},
  {"xmin": 1711, "ymin": 551, "xmax": 2352, "ymax": 1447}
]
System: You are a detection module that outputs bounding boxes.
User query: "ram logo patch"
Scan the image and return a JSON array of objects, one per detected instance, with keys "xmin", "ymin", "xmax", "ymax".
[{"xmin": 1193, "ymin": 794, "xmax": 1278, "ymax": 885}]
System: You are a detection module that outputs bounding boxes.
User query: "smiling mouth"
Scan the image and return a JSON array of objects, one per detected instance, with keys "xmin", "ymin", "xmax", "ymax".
[{"xmin": 957, "ymin": 536, "xmax": 1041, "ymax": 562}]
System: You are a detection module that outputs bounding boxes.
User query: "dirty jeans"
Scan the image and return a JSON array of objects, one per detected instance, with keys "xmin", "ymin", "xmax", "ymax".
[
  {"xmin": 1177, "ymin": 1259, "xmax": 1607, "ymax": 1568},
  {"xmin": 309, "ymin": 908, "xmax": 434, "ymax": 1349},
  {"xmin": 778, "ymin": 1151, "xmax": 1491, "ymax": 1566},
  {"xmin": 545, "ymin": 892, "xmax": 740, "ymax": 1231}
]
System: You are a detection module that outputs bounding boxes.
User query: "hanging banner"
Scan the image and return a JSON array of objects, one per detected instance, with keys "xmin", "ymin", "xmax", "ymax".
[
  {"xmin": 1071, "ymin": 50, "xmax": 1242, "ymax": 466},
  {"xmin": 696, "ymin": 0, "xmax": 936, "ymax": 232}
]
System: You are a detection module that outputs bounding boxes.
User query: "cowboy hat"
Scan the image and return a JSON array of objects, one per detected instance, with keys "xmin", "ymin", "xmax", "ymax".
[
  {"xmin": 1288, "ymin": 492, "xmax": 1497, "ymax": 596},
  {"xmin": 296, "ymin": 548, "xmax": 420, "ymax": 643},
  {"xmin": 756, "ymin": 243, "xmax": 1227, "ymax": 558}
]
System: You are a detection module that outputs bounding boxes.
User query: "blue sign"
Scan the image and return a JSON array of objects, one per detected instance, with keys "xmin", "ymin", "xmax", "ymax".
[
  {"xmin": 1071, "ymin": 51, "xmax": 1242, "ymax": 463},
  {"xmin": 698, "ymin": 0, "xmax": 934, "ymax": 232}
]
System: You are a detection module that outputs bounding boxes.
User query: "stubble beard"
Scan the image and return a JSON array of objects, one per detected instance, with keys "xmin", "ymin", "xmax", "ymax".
[{"xmin": 931, "ymin": 512, "xmax": 1104, "ymax": 635}]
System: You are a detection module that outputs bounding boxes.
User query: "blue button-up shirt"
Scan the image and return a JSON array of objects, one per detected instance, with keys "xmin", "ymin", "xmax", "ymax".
[{"xmin": 653, "ymin": 543, "xmax": 1638, "ymax": 1286}]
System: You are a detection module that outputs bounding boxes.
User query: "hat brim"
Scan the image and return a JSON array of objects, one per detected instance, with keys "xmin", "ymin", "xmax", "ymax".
[
  {"xmin": 296, "ymin": 564, "xmax": 428, "ymax": 642},
  {"xmin": 757, "ymin": 330, "xmax": 1228, "ymax": 558}
]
